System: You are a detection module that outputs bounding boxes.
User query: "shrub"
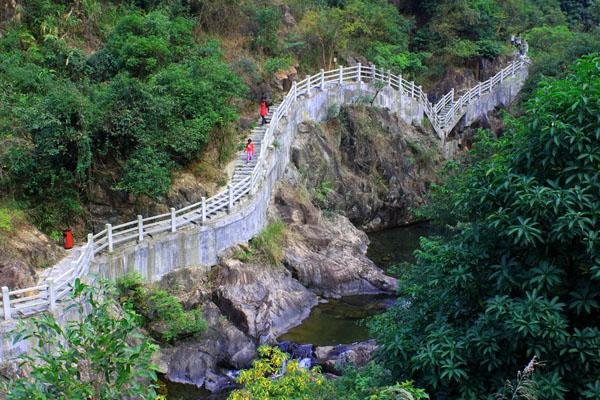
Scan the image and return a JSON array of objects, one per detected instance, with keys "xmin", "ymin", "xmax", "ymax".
[
  {"xmin": 1, "ymin": 279, "xmax": 159, "ymax": 400},
  {"xmin": 369, "ymin": 54, "xmax": 600, "ymax": 400},
  {"xmin": 116, "ymin": 273, "xmax": 207, "ymax": 343},
  {"xmin": 263, "ymin": 55, "xmax": 295, "ymax": 74}
]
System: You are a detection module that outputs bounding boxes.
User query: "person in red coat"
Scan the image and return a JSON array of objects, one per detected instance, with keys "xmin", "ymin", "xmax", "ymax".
[{"xmin": 260, "ymin": 98, "xmax": 269, "ymax": 125}]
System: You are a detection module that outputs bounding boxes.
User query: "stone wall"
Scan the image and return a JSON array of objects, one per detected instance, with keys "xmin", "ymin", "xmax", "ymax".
[{"xmin": 462, "ymin": 67, "xmax": 529, "ymax": 128}]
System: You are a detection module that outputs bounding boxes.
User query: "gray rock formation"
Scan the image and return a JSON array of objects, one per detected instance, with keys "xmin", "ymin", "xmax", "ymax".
[
  {"xmin": 274, "ymin": 181, "xmax": 397, "ymax": 297},
  {"xmin": 213, "ymin": 259, "xmax": 318, "ymax": 341},
  {"xmin": 158, "ymin": 301, "xmax": 256, "ymax": 392},
  {"xmin": 315, "ymin": 340, "xmax": 378, "ymax": 374},
  {"xmin": 290, "ymin": 105, "xmax": 441, "ymax": 231}
]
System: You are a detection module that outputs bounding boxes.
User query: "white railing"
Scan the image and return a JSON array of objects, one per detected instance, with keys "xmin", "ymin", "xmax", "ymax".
[{"xmin": 1, "ymin": 56, "xmax": 528, "ymax": 320}]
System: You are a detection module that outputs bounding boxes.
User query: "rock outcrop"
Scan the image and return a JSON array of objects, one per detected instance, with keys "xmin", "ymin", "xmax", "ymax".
[
  {"xmin": 213, "ymin": 259, "xmax": 318, "ymax": 341},
  {"xmin": 274, "ymin": 180, "xmax": 397, "ymax": 297},
  {"xmin": 291, "ymin": 105, "xmax": 441, "ymax": 231},
  {"xmin": 315, "ymin": 340, "xmax": 378, "ymax": 374},
  {"xmin": 0, "ymin": 222, "xmax": 63, "ymax": 290}
]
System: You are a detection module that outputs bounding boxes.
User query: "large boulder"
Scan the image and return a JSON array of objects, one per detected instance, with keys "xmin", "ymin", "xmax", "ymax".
[
  {"xmin": 275, "ymin": 182, "xmax": 397, "ymax": 298},
  {"xmin": 213, "ymin": 259, "xmax": 318, "ymax": 341},
  {"xmin": 160, "ymin": 301, "xmax": 256, "ymax": 393}
]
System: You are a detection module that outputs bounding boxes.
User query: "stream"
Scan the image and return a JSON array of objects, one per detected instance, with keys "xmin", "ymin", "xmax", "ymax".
[{"xmin": 165, "ymin": 222, "xmax": 432, "ymax": 399}]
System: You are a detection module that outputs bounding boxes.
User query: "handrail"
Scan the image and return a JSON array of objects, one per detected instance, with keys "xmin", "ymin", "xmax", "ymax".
[{"xmin": 0, "ymin": 54, "xmax": 529, "ymax": 320}]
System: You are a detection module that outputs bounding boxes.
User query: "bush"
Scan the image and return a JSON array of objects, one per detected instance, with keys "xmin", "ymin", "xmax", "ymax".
[
  {"xmin": 116, "ymin": 272, "xmax": 207, "ymax": 343},
  {"xmin": 369, "ymin": 54, "xmax": 600, "ymax": 400},
  {"xmin": 263, "ymin": 55, "xmax": 295, "ymax": 74},
  {"xmin": 1, "ymin": 279, "xmax": 159, "ymax": 399}
]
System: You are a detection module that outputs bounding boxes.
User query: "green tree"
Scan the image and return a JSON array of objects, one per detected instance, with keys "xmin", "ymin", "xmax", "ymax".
[
  {"xmin": 1, "ymin": 279, "xmax": 160, "ymax": 400},
  {"xmin": 370, "ymin": 54, "xmax": 600, "ymax": 399}
]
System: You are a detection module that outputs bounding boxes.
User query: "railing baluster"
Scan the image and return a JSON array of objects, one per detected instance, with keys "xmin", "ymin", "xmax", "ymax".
[
  {"xmin": 201, "ymin": 197, "xmax": 207, "ymax": 223},
  {"xmin": 106, "ymin": 223, "xmax": 113, "ymax": 252},
  {"xmin": 306, "ymin": 74, "xmax": 311, "ymax": 95},
  {"xmin": 228, "ymin": 185, "xmax": 233, "ymax": 212},
  {"xmin": 339, "ymin": 66, "xmax": 343, "ymax": 84},
  {"xmin": 48, "ymin": 278, "xmax": 56, "ymax": 312},
  {"xmin": 320, "ymin": 69, "xmax": 325, "ymax": 88},
  {"xmin": 357, "ymin": 62, "xmax": 362, "ymax": 83}
]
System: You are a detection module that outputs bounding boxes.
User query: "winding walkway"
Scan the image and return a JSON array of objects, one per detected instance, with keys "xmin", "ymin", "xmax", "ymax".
[{"xmin": 0, "ymin": 55, "xmax": 529, "ymax": 322}]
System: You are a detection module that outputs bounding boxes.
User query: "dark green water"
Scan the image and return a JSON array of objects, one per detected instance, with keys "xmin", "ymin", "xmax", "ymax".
[
  {"xmin": 163, "ymin": 380, "xmax": 229, "ymax": 400},
  {"xmin": 367, "ymin": 222, "xmax": 433, "ymax": 269},
  {"xmin": 278, "ymin": 294, "xmax": 394, "ymax": 346},
  {"xmin": 166, "ymin": 223, "xmax": 431, "ymax": 399}
]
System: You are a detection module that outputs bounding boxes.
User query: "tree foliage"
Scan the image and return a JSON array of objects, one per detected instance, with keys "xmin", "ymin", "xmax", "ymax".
[
  {"xmin": 369, "ymin": 54, "xmax": 600, "ymax": 399},
  {"xmin": 0, "ymin": 7, "xmax": 245, "ymax": 228},
  {"xmin": 1, "ymin": 279, "xmax": 160, "ymax": 400},
  {"xmin": 228, "ymin": 347, "xmax": 429, "ymax": 400}
]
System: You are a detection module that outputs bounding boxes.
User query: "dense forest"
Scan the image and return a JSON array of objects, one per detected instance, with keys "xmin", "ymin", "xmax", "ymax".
[
  {"xmin": 1, "ymin": 0, "xmax": 599, "ymax": 399},
  {"xmin": 1, "ymin": 0, "xmax": 598, "ymax": 235}
]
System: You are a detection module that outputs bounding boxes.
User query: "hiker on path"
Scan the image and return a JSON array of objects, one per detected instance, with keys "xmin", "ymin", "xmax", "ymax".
[
  {"xmin": 245, "ymin": 138, "xmax": 255, "ymax": 163},
  {"xmin": 260, "ymin": 98, "xmax": 269, "ymax": 125}
]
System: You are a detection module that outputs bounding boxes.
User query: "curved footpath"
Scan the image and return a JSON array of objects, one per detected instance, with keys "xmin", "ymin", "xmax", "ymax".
[{"xmin": 0, "ymin": 55, "xmax": 529, "ymax": 361}]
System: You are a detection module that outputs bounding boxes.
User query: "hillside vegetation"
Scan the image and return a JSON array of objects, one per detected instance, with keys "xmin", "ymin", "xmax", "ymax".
[{"xmin": 0, "ymin": 0, "xmax": 598, "ymax": 236}]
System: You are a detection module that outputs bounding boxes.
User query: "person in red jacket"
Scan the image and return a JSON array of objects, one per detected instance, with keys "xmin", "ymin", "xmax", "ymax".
[
  {"xmin": 260, "ymin": 98, "xmax": 269, "ymax": 125},
  {"xmin": 245, "ymin": 138, "xmax": 255, "ymax": 163}
]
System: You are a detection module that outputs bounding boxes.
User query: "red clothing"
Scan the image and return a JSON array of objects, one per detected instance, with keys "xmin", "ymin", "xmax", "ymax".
[
  {"xmin": 245, "ymin": 143, "xmax": 255, "ymax": 153},
  {"xmin": 260, "ymin": 101, "xmax": 268, "ymax": 117}
]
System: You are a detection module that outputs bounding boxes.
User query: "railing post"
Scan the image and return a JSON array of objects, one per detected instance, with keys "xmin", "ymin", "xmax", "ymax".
[
  {"xmin": 137, "ymin": 215, "xmax": 144, "ymax": 242},
  {"xmin": 228, "ymin": 185, "xmax": 234, "ymax": 212},
  {"xmin": 411, "ymin": 81, "xmax": 415, "ymax": 98},
  {"xmin": 292, "ymin": 81, "xmax": 297, "ymax": 99},
  {"xmin": 47, "ymin": 278, "xmax": 56, "ymax": 312},
  {"xmin": 357, "ymin": 63, "xmax": 362, "ymax": 83},
  {"xmin": 306, "ymin": 74, "xmax": 311, "ymax": 95},
  {"xmin": 387, "ymin": 70, "xmax": 391, "ymax": 86},
  {"xmin": 2, "ymin": 287, "xmax": 11, "ymax": 321},
  {"xmin": 320, "ymin": 69, "xmax": 325, "ymax": 88},
  {"xmin": 339, "ymin": 66, "xmax": 343, "ymax": 84},
  {"xmin": 86, "ymin": 233, "xmax": 96, "ymax": 260},
  {"xmin": 478, "ymin": 84, "xmax": 482, "ymax": 97},
  {"xmin": 201, "ymin": 197, "xmax": 207, "ymax": 223},
  {"xmin": 106, "ymin": 223, "xmax": 113, "ymax": 252},
  {"xmin": 170, "ymin": 207, "xmax": 176, "ymax": 233},
  {"xmin": 371, "ymin": 64, "xmax": 376, "ymax": 82}
]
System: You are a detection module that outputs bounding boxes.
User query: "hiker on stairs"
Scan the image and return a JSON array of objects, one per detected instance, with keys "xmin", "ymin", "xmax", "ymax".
[
  {"xmin": 260, "ymin": 97, "xmax": 269, "ymax": 125},
  {"xmin": 245, "ymin": 138, "xmax": 255, "ymax": 163}
]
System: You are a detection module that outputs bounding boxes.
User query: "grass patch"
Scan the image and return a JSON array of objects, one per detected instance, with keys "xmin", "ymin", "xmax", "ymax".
[
  {"xmin": 0, "ymin": 203, "xmax": 25, "ymax": 233},
  {"xmin": 116, "ymin": 273, "xmax": 207, "ymax": 343},
  {"xmin": 248, "ymin": 221, "xmax": 286, "ymax": 266}
]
